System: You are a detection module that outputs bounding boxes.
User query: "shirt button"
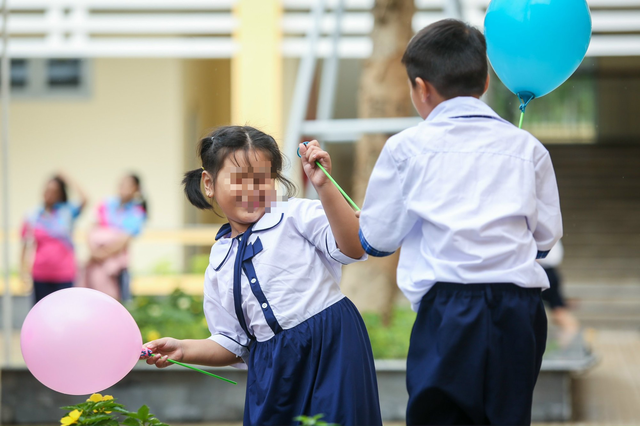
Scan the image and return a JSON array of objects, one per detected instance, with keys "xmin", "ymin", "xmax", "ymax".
[
  {"xmin": 251, "ymin": 278, "xmax": 257, "ymax": 284},
  {"xmin": 261, "ymin": 303, "xmax": 268, "ymax": 309}
]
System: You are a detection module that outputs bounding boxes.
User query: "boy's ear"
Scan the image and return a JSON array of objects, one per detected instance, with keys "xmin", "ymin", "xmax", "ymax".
[
  {"xmin": 483, "ymin": 73, "xmax": 490, "ymax": 94},
  {"xmin": 202, "ymin": 171, "xmax": 215, "ymax": 198},
  {"xmin": 414, "ymin": 77, "xmax": 429, "ymax": 103}
]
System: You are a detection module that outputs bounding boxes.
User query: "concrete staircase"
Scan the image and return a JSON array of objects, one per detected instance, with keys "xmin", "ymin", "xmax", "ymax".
[{"xmin": 564, "ymin": 283, "xmax": 640, "ymax": 329}]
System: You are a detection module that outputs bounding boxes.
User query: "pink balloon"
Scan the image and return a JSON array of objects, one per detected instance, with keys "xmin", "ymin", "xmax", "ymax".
[{"xmin": 21, "ymin": 288, "xmax": 142, "ymax": 395}]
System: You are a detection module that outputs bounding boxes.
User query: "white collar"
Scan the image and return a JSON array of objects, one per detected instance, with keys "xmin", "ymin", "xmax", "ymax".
[
  {"xmin": 425, "ymin": 96, "xmax": 504, "ymax": 123},
  {"xmin": 209, "ymin": 202, "xmax": 289, "ymax": 270}
]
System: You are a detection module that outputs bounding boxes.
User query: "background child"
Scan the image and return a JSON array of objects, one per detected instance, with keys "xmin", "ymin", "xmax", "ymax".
[
  {"xmin": 83, "ymin": 174, "xmax": 147, "ymax": 301},
  {"xmin": 144, "ymin": 126, "xmax": 381, "ymax": 426},
  {"xmin": 20, "ymin": 172, "xmax": 88, "ymax": 304},
  {"xmin": 358, "ymin": 20, "xmax": 562, "ymax": 425}
]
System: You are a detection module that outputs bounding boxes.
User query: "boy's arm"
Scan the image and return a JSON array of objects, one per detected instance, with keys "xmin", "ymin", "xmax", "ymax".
[
  {"xmin": 532, "ymin": 151, "xmax": 563, "ymax": 258},
  {"xmin": 359, "ymin": 143, "xmax": 416, "ymax": 256}
]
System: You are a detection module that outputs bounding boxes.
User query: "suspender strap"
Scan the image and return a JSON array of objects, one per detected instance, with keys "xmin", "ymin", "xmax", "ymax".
[
  {"xmin": 232, "ymin": 226, "xmax": 255, "ymax": 341},
  {"xmin": 242, "ymin": 241, "xmax": 283, "ymax": 335},
  {"xmin": 232, "ymin": 229, "xmax": 284, "ymax": 341}
]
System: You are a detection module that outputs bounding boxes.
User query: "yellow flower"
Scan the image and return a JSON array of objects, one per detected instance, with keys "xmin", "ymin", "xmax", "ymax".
[
  {"xmin": 146, "ymin": 330, "xmax": 161, "ymax": 341},
  {"xmin": 60, "ymin": 410, "xmax": 82, "ymax": 425},
  {"xmin": 87, "ymin": 393, "xmax": 104, "ymax": 402},
  {"xmin": 103, "ymin": 395, "xmax": 113, "ymax": 401}
]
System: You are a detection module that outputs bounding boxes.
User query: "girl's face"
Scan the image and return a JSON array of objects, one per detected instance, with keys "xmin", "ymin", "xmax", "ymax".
[
  {"xmin": 205, "ymin": 150, "xmax": 278, "ymax": 235},
  {"xmin": 43, "ymin": 180, "xmax": 62, "ymax": 206},
  {"xmin": 119, "ymin": 176, "xmax": 139, "ymax": 202}
]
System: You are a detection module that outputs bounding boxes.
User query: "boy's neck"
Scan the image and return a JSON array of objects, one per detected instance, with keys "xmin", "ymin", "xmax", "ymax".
[{"xmin": 420, "ymin": 94, "xmax": 482, "ymax": 120}]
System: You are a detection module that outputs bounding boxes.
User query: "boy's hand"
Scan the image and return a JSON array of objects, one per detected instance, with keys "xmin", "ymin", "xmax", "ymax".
[
  {"xmin": 299, "ymin": 140, "xmax": 332, "ymax": 189},
  {"xmin": 143, "ymin": 337, "xmax": 183, "ymax": 368}
]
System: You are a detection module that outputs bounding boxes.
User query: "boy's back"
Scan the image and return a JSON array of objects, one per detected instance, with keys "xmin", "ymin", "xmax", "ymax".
[
  {"xmin": 358, "ymin": 18, "xmax": 562, "ymax": 426},
  {"xmin": 361, "ymin": 96, "xmax": 561, "ymax": 311}
]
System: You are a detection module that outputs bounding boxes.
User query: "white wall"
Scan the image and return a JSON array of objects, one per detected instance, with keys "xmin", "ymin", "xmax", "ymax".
[{"xmin": 2, "ymin": 58, "xmax": 186, "ymax": 274}]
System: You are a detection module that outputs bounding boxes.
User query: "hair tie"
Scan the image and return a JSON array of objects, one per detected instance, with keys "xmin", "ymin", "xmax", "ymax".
[{"xmin": 201, "ymin": 167, "xmax": 205, "ymax": 171}]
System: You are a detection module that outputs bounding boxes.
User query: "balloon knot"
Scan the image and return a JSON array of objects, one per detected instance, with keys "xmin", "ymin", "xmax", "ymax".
[{"xmin": 518, "ymin": 91, "xmax": 535, "ymax": 113}]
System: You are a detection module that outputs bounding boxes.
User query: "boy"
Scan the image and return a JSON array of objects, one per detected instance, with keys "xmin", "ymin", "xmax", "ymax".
[{"xmin": 358, "ymin": 19, "xmax": 562, "ymax": 425}]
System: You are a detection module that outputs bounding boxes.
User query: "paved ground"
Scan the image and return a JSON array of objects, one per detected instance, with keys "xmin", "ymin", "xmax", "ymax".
[
  {"xmin": 572, "ymin": 329, "xmax": 640, "ymax": 425},
  {"xmin": 3, "ymin": 329, "xmax": 640, "ymax": 425}
]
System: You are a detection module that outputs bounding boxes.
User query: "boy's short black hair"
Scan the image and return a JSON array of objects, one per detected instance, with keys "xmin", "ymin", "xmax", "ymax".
[{"xmin": 402, "ymin": 19, "xmax": 488, "ymax": 99}]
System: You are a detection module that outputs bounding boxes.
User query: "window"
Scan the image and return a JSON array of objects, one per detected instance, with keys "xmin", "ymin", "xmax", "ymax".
[
  {"xmin": 0, "ymin": 58, "xmax": 91, "ymax": 98},
  {"xmin": 10, "ymin": 59, "xmax": 28, "ymax": 88},
  {"xmin": 47, "ymin": 59, "xmax": 82, "ymax": 88}
]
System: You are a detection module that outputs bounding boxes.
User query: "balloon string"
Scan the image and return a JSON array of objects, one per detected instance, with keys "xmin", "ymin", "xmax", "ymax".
[
  {"xmin": 166, "ymin": 359, "xmax": 237, "ymax": 385},
  {"xmin": 519, "ymin": 111, "xmax": 525, "ymax": 129},
  {"xmin": 142, "ymin": 350, "xmax": 236, "ymax": 384}
]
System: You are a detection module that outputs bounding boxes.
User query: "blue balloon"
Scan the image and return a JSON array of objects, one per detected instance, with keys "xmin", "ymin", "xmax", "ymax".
[{"xmin": 485, "ymin": 0, "xmax": 592, "ymax": 104}]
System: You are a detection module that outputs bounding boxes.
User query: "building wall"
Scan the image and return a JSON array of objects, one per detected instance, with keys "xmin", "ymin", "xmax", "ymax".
[
  {"xmin": 182, "ymin": 59, "xmax": 232, "ymax": 228},
  {"xmin": 597, "ymin": 57, "xmax": 640, "ymax": 144},
  {"xmin": 4, "ymin": 58, "xmax": 186, "ymax": 274}
]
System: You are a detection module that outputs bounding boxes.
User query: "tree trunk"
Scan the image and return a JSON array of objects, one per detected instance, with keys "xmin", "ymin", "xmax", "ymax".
[{"xmin": 341, "ymin": 0, "xmax": 415, "ymax": 322}]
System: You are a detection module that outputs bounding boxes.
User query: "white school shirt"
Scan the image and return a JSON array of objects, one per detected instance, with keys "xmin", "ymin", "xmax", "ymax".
[
  {"xmin": 359, "ymin": 96, "xmax": 563, "ymax": 312},
  {"xmin": 203, "ymin": 198, "xmax": 365, "ymax": 363}
]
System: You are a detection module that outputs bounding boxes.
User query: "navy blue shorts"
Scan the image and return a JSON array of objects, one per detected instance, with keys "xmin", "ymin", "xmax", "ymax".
[
  {"xmin": 407, "ymin": 283, "xmax": 547, "ymax": 425},
  {"xmin": 33, "ymin": 281, "xmax": 73, "ymax": 305}
]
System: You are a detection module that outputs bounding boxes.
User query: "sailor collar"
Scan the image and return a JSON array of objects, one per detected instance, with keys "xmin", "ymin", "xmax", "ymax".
[{"xmin": 209, "ymin": 209, "xmax": 285, "ymax": 271}]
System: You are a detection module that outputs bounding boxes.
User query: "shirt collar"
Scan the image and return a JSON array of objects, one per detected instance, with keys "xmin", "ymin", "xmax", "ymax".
[
  {"xmin": 211, "ymin": 207, "xmax": 286, "ymax": 270},
  {"xmin": 425, "ymin": 96, "xmax": 502, "ymax": 123}
]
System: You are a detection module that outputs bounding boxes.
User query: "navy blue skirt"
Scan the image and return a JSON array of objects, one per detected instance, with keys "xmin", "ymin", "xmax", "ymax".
[{"xmin": 245, "ymin": 297, "xmax": 382, "ymax": 426}]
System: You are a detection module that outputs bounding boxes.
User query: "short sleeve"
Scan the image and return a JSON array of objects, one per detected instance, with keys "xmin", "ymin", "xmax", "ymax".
[
  {"xmin": 202, "ymin": 265, "xmax": 251, "ymax": 364},
  {"xmin": 121, "ymin": 207, "xmax": 146, "ymax": 236},
  {"xmin": 67, "ymin": 202, "xmax": 83, "ymax": 219},
  {"xmin": 531, "ymin": 151, "xmax": 563, "ymax": 255},
  {"xmin": 359, "ymin": 143, "xmax": 416, "ymax": 256},
  {"xmin": 290, "ymin": 199, "xmax": 367, "ymax": 265}
]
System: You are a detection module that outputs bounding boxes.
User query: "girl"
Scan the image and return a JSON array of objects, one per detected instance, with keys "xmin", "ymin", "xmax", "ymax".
[
  {"xmin": 20, "ymin": 173, "xmax": 88, "ymax": 304},
  {"xmin": 144, "ymin": 126, "xmax": 381, "ymax": 426},
  {"xmin": 83, "ymin": 174, "xmax": 147, "ymax": 301}
]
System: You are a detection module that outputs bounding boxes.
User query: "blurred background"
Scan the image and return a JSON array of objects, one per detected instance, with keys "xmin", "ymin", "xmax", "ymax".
[{"xmin": 0, "ymin": 0, "xmax": 640, "ymax": 424}]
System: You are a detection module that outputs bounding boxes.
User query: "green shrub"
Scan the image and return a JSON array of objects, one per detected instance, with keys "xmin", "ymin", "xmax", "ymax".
[
  {"xmin": 129, "ymin": 290, "xmax": 416, "ymax": 359},
  {"xmin": 189, "ymin": 254, "xmax": 211, "ymax": 274},
  {"xmin": 127, "ymin": 289, "xmax": 209, "ymax": 342},
  {"xmin": 361, "ymin": 307, "xmax": 417, "ymax": 360}
]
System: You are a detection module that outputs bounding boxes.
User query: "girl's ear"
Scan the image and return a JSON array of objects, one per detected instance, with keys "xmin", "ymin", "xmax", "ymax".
[{"xmin": 202, "ymin": 171, "xmax": 215, "ymax": 198}]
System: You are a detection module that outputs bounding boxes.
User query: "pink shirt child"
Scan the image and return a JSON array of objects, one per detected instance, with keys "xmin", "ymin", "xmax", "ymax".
[{"xmin": 21, "ymin": 202, "xmax": 82, "ymax": 283}]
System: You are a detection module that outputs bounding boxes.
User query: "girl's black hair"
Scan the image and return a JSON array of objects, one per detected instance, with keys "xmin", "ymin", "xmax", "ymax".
[
  {"xmin": 51, "ymin": 176, "xmax": 68, "ymax": 203},
  {"xmin": 182, "ymin": 125, "xmax": 297, "ymax": 210},
  {"xmin": 128, "ymin": 173, "xmax": 149, "ymax": 217}
]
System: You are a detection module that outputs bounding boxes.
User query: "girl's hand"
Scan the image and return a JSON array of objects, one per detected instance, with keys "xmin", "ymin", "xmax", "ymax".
[
  {"xmin": 299, "ymin": 140, "xmax": 332, "ymax": 189},
  {"xmin": 143, "ymin": 337, "xmax": 183, "ymax": 368}
]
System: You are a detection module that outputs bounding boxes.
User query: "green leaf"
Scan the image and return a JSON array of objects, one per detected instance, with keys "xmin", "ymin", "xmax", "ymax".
[
  {"xmin": 137, "ymin": 405, "xmax": 150, "ymax": 421},
  {"xmin": 85, "ymin": 414, "xmax": 113, "ymax": 423},
  {"xmin": 125, "ymin": 412, "xmax": 141, "ymax": 420},
  {"xmin": 123, "ymin": 417, "xmax": 141, "ymax": 426}
]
